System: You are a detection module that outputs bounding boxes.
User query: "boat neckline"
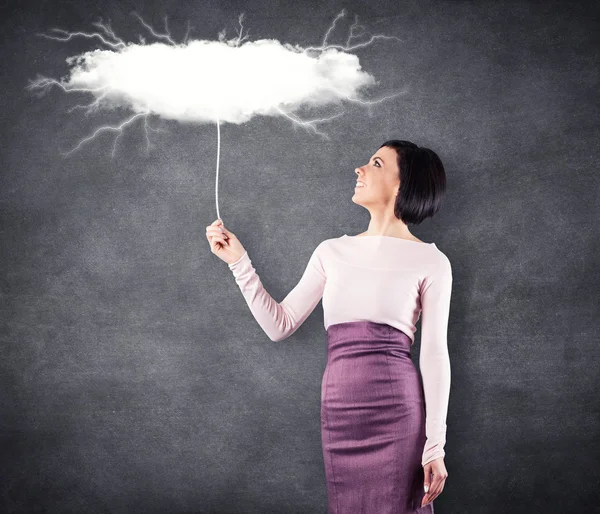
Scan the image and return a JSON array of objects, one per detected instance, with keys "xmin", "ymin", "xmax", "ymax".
[{"xmin": 343, "ymin": 234, "xmax": 436, "ymax": 246}]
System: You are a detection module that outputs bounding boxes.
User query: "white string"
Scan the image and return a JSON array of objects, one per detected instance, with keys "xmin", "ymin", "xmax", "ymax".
[{"xmin": 215, "ymin": 112, "xmax": 221, "ymax": 221}]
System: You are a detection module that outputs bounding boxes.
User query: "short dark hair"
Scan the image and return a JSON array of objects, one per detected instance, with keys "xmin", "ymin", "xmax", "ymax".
[{"xmin": 379, "ymin": 140, "xmax": 447, "ymax": 225}]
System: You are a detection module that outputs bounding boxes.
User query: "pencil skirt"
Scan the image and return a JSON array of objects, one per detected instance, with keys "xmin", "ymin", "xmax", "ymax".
[{"xmin": 321, "ymin": 320, "xmax": 434, "ymax": 514}]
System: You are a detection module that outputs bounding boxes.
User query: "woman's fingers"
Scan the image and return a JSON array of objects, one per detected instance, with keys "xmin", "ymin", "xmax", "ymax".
[
  {"xmin": 206, "ymin": 225, "xmax": 229, "ymax": 241},
  {"xmin": 206, "ymin": 219, "xmax": 238, "ymax": 258},
  {"xmin": 421, "ymin": 475, "xmax": 446, "ymax": 506},
  {"xmin": 210, "ymin": 234, "xmax": 229, "ymax": 246},
  {"xmin": 208, "ymin": 234, "xmax": 229, "ymax": 247},
  {"xmin": 207, "ymin": 227, "xmax": 228, "ymax": 238}
]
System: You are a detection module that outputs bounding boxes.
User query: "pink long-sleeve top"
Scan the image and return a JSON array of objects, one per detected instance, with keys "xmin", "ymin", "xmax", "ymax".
[{"xmin": 228, "ymin": 234, "xmax": 453, "ymax": 467}]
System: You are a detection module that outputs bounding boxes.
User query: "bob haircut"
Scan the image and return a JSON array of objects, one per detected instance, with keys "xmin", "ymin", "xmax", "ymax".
[{"xmin": 379, "ymin": 140, "xmax": 447, "ymax": 225}]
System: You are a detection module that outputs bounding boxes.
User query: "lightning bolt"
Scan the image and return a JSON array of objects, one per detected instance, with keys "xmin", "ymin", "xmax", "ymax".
[{"xmin": 131, "ymin": 12, "xmax": 177, "ymax": 46}]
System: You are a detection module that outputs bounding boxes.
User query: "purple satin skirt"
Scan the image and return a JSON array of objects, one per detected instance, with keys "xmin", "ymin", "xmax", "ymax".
[{"xmin": 321, "ymin": 321, "xmax": 434, "ymax": 514}]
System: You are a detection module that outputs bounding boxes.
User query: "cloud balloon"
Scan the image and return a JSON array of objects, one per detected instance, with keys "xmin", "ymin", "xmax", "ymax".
[{"xmin": 26, "ymin": 9, "xmax": 405, "ymax": 220}]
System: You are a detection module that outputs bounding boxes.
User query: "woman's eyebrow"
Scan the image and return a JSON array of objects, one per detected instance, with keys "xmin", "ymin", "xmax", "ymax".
[{"xmin": 372, "ymin": 156, "xmax": 384, "ymax": 164}]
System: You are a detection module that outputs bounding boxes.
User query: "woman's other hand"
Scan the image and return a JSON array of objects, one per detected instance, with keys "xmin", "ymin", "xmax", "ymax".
[
  {"xmin": 206, "ymin": 219, "xmax": 246, "ymax": 265},
  {"xmin": 421, "ymin": 457, "xmax": 448, "ymax": 507}
]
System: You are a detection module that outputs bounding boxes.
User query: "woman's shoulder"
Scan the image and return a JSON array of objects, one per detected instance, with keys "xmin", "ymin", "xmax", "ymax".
[{"xmin": 426, "ymin": 246, "xmax": 452, "ymax": 278}]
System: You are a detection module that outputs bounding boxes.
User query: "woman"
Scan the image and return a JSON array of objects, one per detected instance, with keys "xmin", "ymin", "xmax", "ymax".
[{"xmin": 206, "ymin": 140, "xmax": 452, "ymax": 513}]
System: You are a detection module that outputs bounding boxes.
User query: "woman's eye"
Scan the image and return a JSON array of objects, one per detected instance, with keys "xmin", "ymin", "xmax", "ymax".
[{"xmin": 373, "ymin": 161, "xmax": 380, "ymax": 167}]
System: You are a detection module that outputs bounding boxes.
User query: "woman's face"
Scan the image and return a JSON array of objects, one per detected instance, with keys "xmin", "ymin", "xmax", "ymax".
[{"xmin": 353, "ymin": 146, "xmax": 400, "ymax": 206}]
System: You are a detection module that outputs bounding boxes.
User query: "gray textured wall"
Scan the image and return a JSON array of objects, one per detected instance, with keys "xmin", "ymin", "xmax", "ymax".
[{"xmin": 1, "ymin": 0, "xmax": 598, "ymax": 512}]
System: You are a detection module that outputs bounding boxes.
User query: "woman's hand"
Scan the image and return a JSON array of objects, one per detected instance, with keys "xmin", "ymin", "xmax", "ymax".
[
  {"xmin": 205, "ymin": 219, "xmax": 246, "ymax": 265},
  {"xmin": 421, "ymin": 457, "xmax": 448, "ymax": 507}
]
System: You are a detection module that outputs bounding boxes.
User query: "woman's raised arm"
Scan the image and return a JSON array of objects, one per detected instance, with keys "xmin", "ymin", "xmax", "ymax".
[{"xmin": 228, "ymin": 242, "xmax": 327, "ymax": 342}]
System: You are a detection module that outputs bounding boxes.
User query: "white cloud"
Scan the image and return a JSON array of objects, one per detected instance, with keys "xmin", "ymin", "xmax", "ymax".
[{"xmin": 62, "ymin": 38, "xmax": 376, "ymax": 125}]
